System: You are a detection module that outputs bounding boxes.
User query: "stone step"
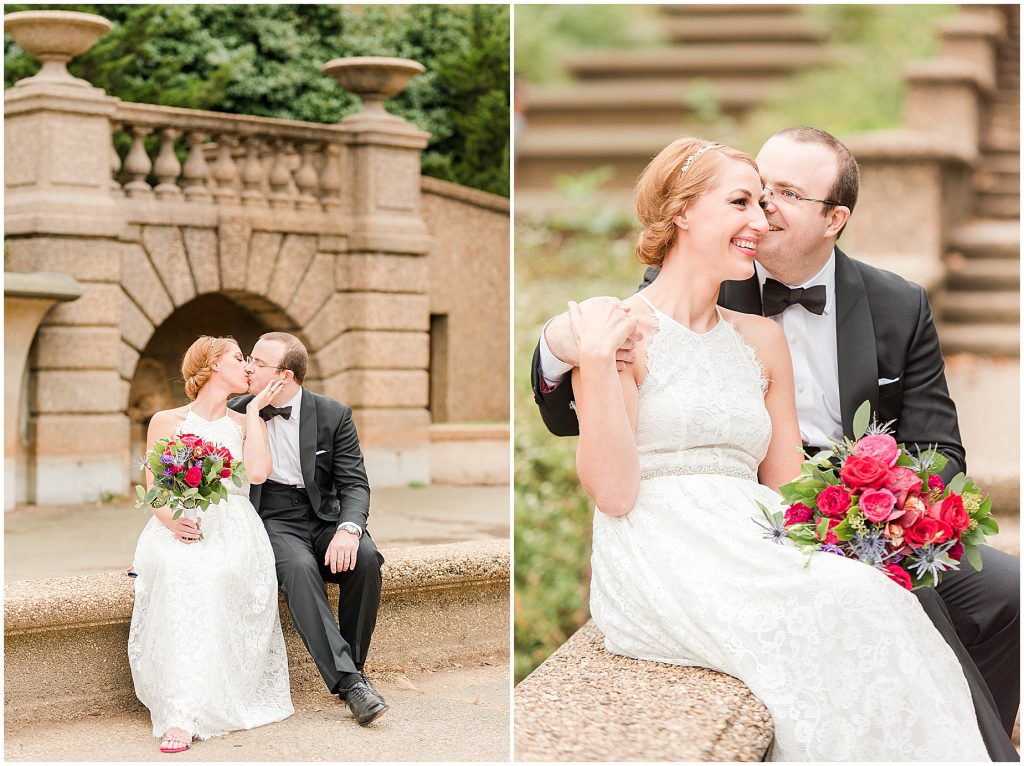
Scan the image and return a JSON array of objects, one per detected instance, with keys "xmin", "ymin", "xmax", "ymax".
[
  {"xmin": 947, "ymin": 258, "xmax": 1020, "ymax": 290},
  {"xmin": 662, "ymin": 14, "xmax": 826, "ymax": 44},
  {"xmin": 566, "ymin": 44, "xmax": 830, "ymax": 81},
  {"xmin": 661, "ymin": 4, "xmax": 805, "ymax": 15},
  {"xmin": 4, "ymin": 540, "xmax": 509, "ymax": 727},
  {"xmin": 524, "ymin": 79, "xmax": 782, "ymax": 129},
  {"xmin": 975, "ymin": 191, "xmax": 1021, "ymax": 219},
  {"xmin": 938, "ymin": 290, "xmax": 1019, "ymax": 324},
  {"xmin": 938, "ymin": 322, "xmax": 1020, "ymax": 357},
  {"xmin": 948, "ymin": 220, "xmax": 1020, "ymax": 260},
  {"xmin": 515, "ymin": 620, "xmax": 773, "ymax": 761},
  {"xmin": 517, "ymin": 126, "xmax": 691, "ymax": 189},
  {"xmin": 979, "ymin": 151, "xmax": 1020, "ymax": 175}
]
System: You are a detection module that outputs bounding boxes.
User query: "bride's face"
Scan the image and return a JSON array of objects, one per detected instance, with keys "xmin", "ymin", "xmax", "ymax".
[
  {"xmin": 677, "ymin": 158, "xmax": 768, "ymax": 282},
  {"xmin": 213, "ymin": 343, "xmax": 250, "ymax": 393}
]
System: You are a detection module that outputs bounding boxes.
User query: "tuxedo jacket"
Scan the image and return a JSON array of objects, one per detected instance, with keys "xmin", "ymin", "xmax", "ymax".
[
  {"xmin": 228, "ymin": 389, "xmax": 372, "ymax": 530},
  {"xmin": 531, "ymin": 246, "xmax": 966, "ymax": 483}
]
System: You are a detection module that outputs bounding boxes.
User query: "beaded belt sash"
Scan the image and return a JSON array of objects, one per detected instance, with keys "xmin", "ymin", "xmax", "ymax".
[{"xmin": 639, "ymin": 464, "xmax": 756, "ymax": 482}]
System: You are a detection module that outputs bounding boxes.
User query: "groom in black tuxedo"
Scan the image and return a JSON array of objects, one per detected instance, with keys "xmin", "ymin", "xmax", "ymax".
[
  {"xmin": 230, "ymin": 331, "xmax": 388, "ymax": 726},
  {"xmin": 531, "ymin": 127, "xmax": 1018, "ymax": 757}
]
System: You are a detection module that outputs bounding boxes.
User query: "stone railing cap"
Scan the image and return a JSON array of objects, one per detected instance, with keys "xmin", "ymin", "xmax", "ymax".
[
  {"xmin": 904, "ymin": 58, "xmax": 995, "ymax": 93},
  {"xmin": 843, "ymin": 129, "xmax": 974, "ymax": 165}
]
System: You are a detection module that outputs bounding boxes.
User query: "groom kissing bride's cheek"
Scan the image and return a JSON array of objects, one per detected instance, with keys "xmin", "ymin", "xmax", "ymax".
[{"xmin": 531, "ymin": 128, "xmax": 1018, "ymax": 760}]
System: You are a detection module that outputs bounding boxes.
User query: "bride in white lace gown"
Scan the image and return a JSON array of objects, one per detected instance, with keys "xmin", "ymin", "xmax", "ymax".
[
  {"xmin": 129, "ymin": 336, "xmax": 293, "ymax": 752},
  {"xmin": 569, "ymin": 138, "xmax": 989, "ymax": 760}
]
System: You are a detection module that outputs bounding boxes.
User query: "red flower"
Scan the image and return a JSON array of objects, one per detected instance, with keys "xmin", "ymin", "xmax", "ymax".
[
  {"xmin": 932, "ymin": 494, "xmax": 970, "ymax": 534},
  {"xmin": 860, "ymin": 488, "xmax": 897, "ymax": 523},
  {"xmin": 905, "ymin": 517, "xmax": 948, "ymax": 548},
  {"xmin": 220, "ymin": 468, "xmax": 232, "ymax": 478},
  {"xmin": 214, "ymin": 446, "xmax": 232, "ymax": 462},
  {"xmin": 885, "ymin": 466, "xmax": 923, "ymax": 508},
  {"xmin": 184, "ymin": 466, "xmax": 202, "ymax": 488},
  {"xmin": 815, "ymin": 517, "xmax": 842, "ymax": 545},
  {"xmin": 816, "ymin": 485, "xmax": 851, "ymax": 518},
  {"xmin": 883, "ymin": 563, "xmax": 913, "ymax": 590},
  {"xmin": 840, "ymin": 455, "xmax": 890, "ymax": 491},
  {"xmin": 784, "ymin": 502, "xmax": 814, "ymax": 526},
  {"xmin": 180, "ymin": 434, "xmax": 201, "ymax": 448},
  {"xmin": 927, "ymin": 474, "xmax": 945, "ymax": 494},
  {"xmin": 171, "ymin": 464, "xmax": 184, "ymax": 474}
]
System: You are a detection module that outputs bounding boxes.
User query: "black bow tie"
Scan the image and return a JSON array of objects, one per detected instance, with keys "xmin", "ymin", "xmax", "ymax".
[
  {"xmin": 762, "ymin": 278, "xmax": 827, "ymax": 317},
  {"xmin": 259, "ymin": 405, "xmax": 292, "ymax": 421}
]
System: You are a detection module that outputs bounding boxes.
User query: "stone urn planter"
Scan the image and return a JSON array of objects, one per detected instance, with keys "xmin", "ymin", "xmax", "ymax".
[
  {"xmin": 4, "ymin": 10, "xmax": 112, "ymax": 87},
  {"xmin": 321, "ymin": 56, "xmax": 425, "ymax": 124}
]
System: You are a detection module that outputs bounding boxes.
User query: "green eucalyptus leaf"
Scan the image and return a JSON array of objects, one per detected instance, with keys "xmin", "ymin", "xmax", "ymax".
[
  {"xmin": 852, "ymin": 400, "xmax": 871, "ymax": 439},
  {"xmin": 964, "ymin": 544, "xmax": 983, "ymax": 572},
  {"xmin": 977, "ymin": 516, "xmax": 999, "ymax": 535},
  {"xmin": 947, "ymin": 473, "xmax": 967, "ymax": 495}
]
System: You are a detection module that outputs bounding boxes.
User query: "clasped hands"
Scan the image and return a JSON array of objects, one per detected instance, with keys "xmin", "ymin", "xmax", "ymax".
[{"xmin": 548, "ymin": 297, "xmax": 646, "ymax": 370}]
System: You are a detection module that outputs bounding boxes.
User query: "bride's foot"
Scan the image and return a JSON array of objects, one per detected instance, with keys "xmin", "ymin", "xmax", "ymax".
[{"xmin": 159, "ymin": 728, "xmax": 192, "ymax": 754}]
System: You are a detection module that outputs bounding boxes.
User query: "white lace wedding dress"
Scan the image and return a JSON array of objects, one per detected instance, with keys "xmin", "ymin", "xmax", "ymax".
[
  {"xmin": 129, "ymin": 408, "xmax": 293, "ymax": 739},
  {"xmin": 589, "ymin": 296, "xmax": 989, "ymax": 761}
]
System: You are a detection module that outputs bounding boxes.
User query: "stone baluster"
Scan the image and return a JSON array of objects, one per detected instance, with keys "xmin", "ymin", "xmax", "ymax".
[
  {"xmin": 267, "ymin": 139, "xmax": 295, "ymax": 209},
  {"xmin": 181, "ymin": 131, "xmax": 212, "ymax": 202},
  {"xmin": 211, "ymin": 133, "xmax": 240, "ymax": 205},
  {"xmin": 295, "ymin": 142, "xmax": 321, "ymax": 210},
  {"xmin": 239, "ymin": 136, "xmax": 268, "ymax": 206},
  {"xmin": 123, "ymin": 124, "xmax": 155, "ymax": 198},
  {"xmin": 152, "ymin": 128, "xmax": 183, "ymax": 199},
  {"xmin": 109, "ymin": 125, "xmax": 123, "ymax": 197},
  {"xmin": 319, "ymin": 143, "xmax": 343, "ymax": 211}
]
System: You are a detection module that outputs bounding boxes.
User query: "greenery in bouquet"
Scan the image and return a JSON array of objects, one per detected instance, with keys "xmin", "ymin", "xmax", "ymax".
[
  {"xmin": 135, "ymin": 433, "xmax": 246, "ymax": 518},
  {"xmin": 758, "ymin": 402, "xmax": 998, "ymax": 590}
]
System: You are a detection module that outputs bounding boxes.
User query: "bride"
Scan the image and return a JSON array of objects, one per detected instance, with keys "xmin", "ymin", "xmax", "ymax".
[
  {"xmin": 129, "ymin": 336, "xmax": 294, "ymax": 753},
  {"xmin": 566, "ymin": 137, "xmax": 990, "ymax": 760}
]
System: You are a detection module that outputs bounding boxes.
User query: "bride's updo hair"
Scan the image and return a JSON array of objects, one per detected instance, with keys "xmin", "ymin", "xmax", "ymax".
[
  {"xmin": 635, "ymin": 137, "xmax": 758, "ymax": 267},
  {"xmin": 181, "ymin": 336, "xmax": 237, "ymax": 400}
]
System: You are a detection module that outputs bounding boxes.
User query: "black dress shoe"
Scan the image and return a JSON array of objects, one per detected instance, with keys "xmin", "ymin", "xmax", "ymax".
[
  {"xmin": 360, "ymin": 673, "xmax": 386, "ymax": 703},
  {"xmin": 342, "ymin": 680, "xmax": 389, "ymax": 726}
]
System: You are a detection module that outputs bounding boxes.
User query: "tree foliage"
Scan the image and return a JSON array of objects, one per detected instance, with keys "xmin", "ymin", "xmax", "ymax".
[{"xmin": 4, "ymin": 4, "xmax": 509, "ymax": 195}]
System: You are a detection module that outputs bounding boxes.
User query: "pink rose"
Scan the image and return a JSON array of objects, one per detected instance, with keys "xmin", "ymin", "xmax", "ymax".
[
  {"xmin": 883, "ymin": 563, "xmax": 913, "ymax": 590},
  {"xmin": 840, "ymin": 455, "xmax": 890, "ymax": 491},
  {"xmin": 885, "ymin": 466, "xmax": 923, "ymax": 508},
  {"xmin": 180, "ymin": 434, "xmax": 201, "ymax": 448},
  {"xmin": 184, "ymin": 466, "xmax": 202, "ymax": 488},
  {"xmin": 859, "ymin": 488, "xmax": 897, "ymax": 523},
  {"xmin": 784, "ymin": 502, "xmax": 814, "ymax": 526},
  {"xmin": 816, "ymin": 485, "xmax": 851, "ymax": 518},
  {"xmin": 854, "ymin": 434, "xmax": 899, "ymax": 467}
]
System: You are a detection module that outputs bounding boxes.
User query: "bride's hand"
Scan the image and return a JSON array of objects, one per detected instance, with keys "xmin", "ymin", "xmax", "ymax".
[
  {"xmin": 245, "ymin": 379, "xmax": 286, "ymax": 414},
  {"xmin": 568, "ymin": 298, "xmax": 639, "ymax": 364},
  {"xmin": 171, "ymin": 516, "xmax": 201, "ymax": 544}
]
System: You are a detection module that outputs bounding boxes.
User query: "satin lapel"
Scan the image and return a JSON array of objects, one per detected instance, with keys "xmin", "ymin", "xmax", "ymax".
[
  {"xmin": 834, "ymin": 249, "xmax": 879, "ymax": 437},
  {"xmin": 719, "ymin": 276, "xmax": 763, "ymax": 315},
  {"xmin": 298, "ymin": 389, "xmax": 320, "ymax": 510}
]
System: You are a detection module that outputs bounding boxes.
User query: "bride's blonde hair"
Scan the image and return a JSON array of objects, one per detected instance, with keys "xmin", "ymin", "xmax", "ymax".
[
  {"xmin": 181, "ymin": 336, "xmax": 236, "ymax": 400},
  {"xmin": 635, "ymin": 137, "xmax": 758, "ymax": 267}
]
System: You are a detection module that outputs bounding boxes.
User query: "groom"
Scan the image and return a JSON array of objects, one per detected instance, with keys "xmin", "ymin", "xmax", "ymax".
[
  {"xmin": 229, "ymin": 331, "xmax": 388, "ymax": 726},
  {"xmin": 532, "ymin": 127, "xmax": 1019, "ymax": 753}
]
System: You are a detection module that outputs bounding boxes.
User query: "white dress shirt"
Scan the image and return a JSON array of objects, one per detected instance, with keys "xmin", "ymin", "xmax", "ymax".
[
  {"xmin": 266, "ymin": 387, "xmax": 304, "ymax": 487},
  {"xmin": 755, "ymin": 250, "xmax": 843, "ymax": 446}
]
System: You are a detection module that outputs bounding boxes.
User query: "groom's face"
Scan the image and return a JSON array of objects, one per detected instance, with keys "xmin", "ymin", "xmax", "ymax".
[
  {"xmin": 755, "ymin": 135, "xmax": 841, "ymax": 276},
  {"xmin": 246, "ymin": 338, "xmax": 288, "ymax": 395}
]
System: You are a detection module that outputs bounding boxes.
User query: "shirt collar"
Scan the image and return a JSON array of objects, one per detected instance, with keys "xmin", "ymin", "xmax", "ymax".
[{"xmin": 754, "ymin": 248, "xmax": 837, "ymax": 315}]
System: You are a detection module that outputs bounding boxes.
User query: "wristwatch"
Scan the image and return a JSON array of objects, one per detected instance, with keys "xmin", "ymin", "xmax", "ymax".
[{"xmin": 337, "ymin": 521, "xmax": 362, "ymax": 538}]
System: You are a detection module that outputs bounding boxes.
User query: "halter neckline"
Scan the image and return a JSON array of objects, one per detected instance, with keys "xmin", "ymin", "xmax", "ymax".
[{"xmin": 637, "ymin": 292, "xmax": 725, "ymax": 337}]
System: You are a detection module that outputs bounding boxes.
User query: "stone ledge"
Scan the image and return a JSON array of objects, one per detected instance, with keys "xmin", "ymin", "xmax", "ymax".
[
  {"xmin": 429, "ymin": 422, "xmax": 510, "ymax": 442},
  {"xmin": 5, "ymin": 540, "xmax": 508, "ymax": 725},
  {"xmin": 515, "ymin": 620, "xmax": 773, "ymax": 762}
]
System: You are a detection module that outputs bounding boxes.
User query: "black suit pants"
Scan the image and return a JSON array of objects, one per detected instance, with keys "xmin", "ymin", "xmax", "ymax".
[{"xmin": 259, "ymin": 483, "xmax": 384, "ymax": 694}]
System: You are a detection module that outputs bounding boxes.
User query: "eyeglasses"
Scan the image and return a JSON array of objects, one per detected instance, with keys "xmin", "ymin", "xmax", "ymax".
[
  {"xmin": 761, "ymin": 186, "xmax": 841, "ymax": 209},
  {"xmin": 245, "ymin": 356, "xmax": 285, "ymax": 371}
]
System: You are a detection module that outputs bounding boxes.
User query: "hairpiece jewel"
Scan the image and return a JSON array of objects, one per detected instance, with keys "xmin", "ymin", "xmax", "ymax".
[{"xmin": 679, "ymin": 145, "xmax": 712, "ymax": 177}]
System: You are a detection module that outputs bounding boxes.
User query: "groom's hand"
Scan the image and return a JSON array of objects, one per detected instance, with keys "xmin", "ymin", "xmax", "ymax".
[{"xmin": 325, "ymin": 528, "xmax": 359, "ymax": 573}]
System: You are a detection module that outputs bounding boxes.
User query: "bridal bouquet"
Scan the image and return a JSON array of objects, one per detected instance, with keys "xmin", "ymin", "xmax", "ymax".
[
  {"xmin": 757, "ymin": 402, "xmax": 998, "ymax": 590},
  {"xmin": 134, "ymin": 433, "xmax": 247, "ymax": 524}
]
